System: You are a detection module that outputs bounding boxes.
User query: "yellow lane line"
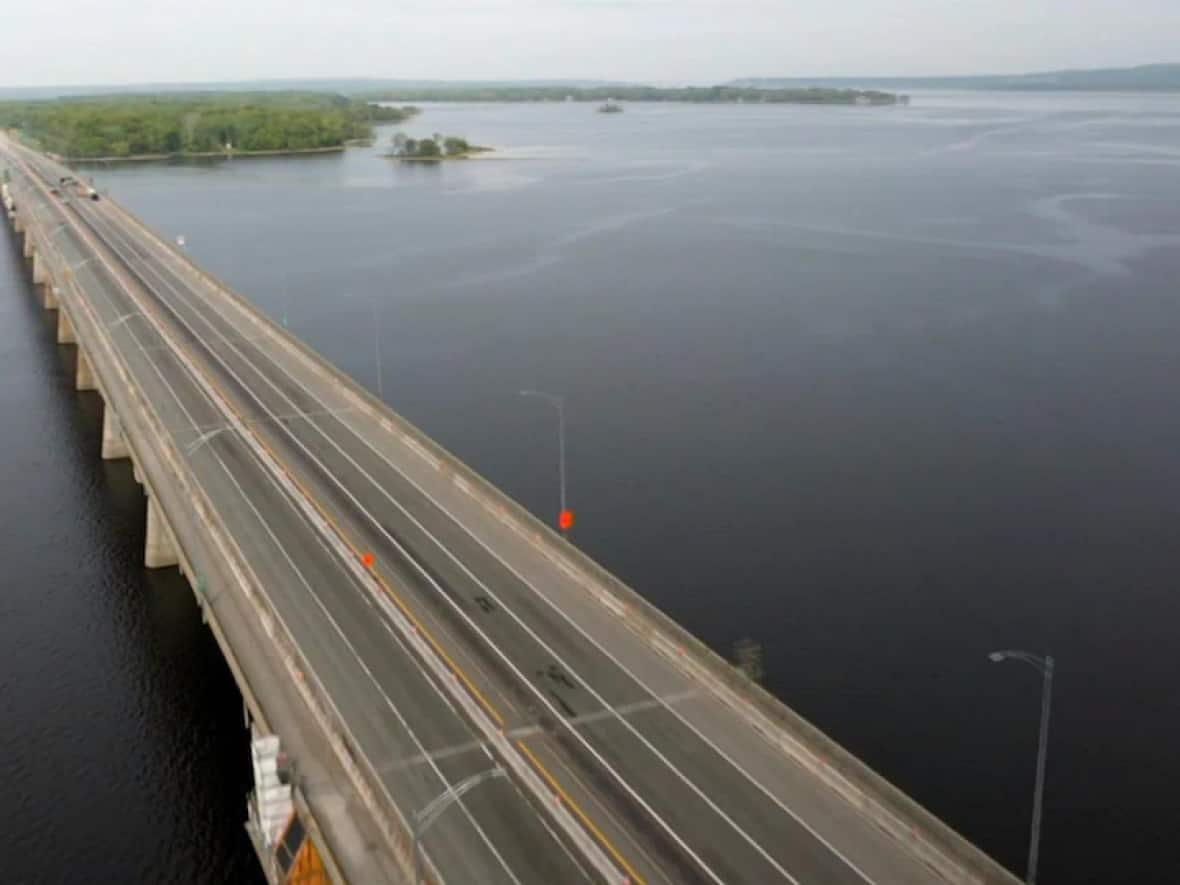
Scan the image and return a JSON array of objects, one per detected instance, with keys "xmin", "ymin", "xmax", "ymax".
[
  {"xmin": 517, "ymin": 739, "xmax": 646, "ymax": 885},
  {"xmin": 166, "ymin": 306, "xmax": 509, "ymax": 729},
  {"xmin": 23, "ymin": 157, "xmax": 645, "ymax": 882},
  {"xmin": 31, "ymin": 161, "xmax": 507, "ymax": 729}
]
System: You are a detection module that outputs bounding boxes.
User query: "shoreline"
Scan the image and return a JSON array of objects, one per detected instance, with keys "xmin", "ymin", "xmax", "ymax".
[
  {"xmin": 386, "ymin": 146, "xmax": 495, "ymax": 163},
  {"xmin": 64, "ymin": 144, "xmax": 348, "ymax": 164}
]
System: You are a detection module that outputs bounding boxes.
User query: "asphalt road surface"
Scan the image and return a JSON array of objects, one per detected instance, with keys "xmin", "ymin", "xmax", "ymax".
[{"xmin": 6, "ymin": 142, "xmax": 954, "ymax": 885}]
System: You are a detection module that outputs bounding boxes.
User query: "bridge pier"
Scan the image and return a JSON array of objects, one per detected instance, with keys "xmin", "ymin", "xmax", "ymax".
[
  {"xmin": 43, "ymin": 283, "xmax": 59, "ymax": 310},
  {"xmin": 56, "ymin": 308, "xmax": 75, "ymax": 344},
  {"xmin": 12, "ymin": 211, "xmax": 25, "ymax": 234},
  {"xmin": 32, "ymin": 250, "xmax": 48, "ymax": 286},
  {"xmin": 145, "ymin": 493, "xmax": 179, "ymax": 569},
  {"xmin": 23, "ymin": 230, "xmax": 33, "ymax": 259},
  {"xmin": 100, "ymin": 403, "xmax": 129, "ymax": 460},
  {"xmin": 75, "ymin": 347, "xmax": 97, "ymax": 391}
]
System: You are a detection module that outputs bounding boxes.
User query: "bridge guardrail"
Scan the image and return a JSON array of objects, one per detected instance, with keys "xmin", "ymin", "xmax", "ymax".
[
  {"xmin": 12, "ymin": 176, "xmax": 422, "ymax": 884},
  {"xmin": 98, "ymin": 193, "xmax": 624, "ymax": 884},
  {"xmin": 107, "ymin": 189, "xmax": 1019, "ymax": 885}
]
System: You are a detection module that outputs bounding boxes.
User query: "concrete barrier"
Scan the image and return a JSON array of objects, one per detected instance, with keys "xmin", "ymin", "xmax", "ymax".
[
  {"xmin": 9, "ymin": 182, "xmax": 414, "ymax": 884},
  {"xmin": 105, "ymin": 197, "xmax": 1020, "ymax": 884}
]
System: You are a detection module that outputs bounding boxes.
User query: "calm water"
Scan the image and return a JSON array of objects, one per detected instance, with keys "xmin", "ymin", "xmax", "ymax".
[{"xmin": 4, "ymin": 93, "xmax": 1180, "ymax": 883}]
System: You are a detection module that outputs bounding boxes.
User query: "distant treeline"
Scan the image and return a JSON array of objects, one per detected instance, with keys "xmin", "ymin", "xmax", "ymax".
[
  {"xmin": 0, "ymin": 92, "xmax": 419, "ymax": 159},
  {"xmin": 362, "ymin": 85, "xmax": 901, "ymax": 105}
]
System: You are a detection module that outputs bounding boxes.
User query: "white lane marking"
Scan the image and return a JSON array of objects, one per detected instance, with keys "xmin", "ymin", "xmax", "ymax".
[
  {"xmin": 116, "ymin": 206, "xmax": 837, "ymax": 884},
  {"xmin": 167, "ymin": 406, "xmax": 359, "ymax": 437},
  {"xmin": 363, "ymin": 468, "xmax": 881, "ymax": 884},
  {"xmin": 209, "ymin": 436, "xmax": 523, "ymax": 885},
  {"xmin": 115, "ymin": 272, "xmax": 799, "ymax": 882},
  {"xmin": 382, "ymin": 689, "xmax": 699, "ymax": 776},
  {"xmin": 380, "ymin": 739, "xmax": 488, "ymax": 775},
  {"xmin": 124, "ymin": 312, "xmax": 527, "ymax": 885},
  {"xmin": 57, "ymin": 197, "xmax": 526, "ymax": 885},
  {"xmin": 134, "ymin": 233, "xmax": 878, "ymax": 882},
  {"xmin": 91, "ymin": 207, "xmax": 727, "ymax": 884}
]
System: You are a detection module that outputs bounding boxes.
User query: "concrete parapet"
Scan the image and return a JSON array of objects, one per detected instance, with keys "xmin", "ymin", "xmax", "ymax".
[
  {"xmin": 56, "ymin": 308, "xmax": 75, "ymax": 344},
  {"xmin": 205, "ymin": 260, "xmax": 1018, "ymax": 881},
  {"xmin": 145, "ymin": 493, "xmax": 179, "ymax": 569},
  {"xmin": 76, "ymin": 347, "xmax": 97, "ymax": 391},
  {"xmin": 101, "ymin": 403, "xmax": 130, "ymax": 460}
]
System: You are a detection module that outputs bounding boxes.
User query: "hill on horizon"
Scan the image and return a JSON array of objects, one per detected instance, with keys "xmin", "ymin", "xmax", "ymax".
[
  {"xmin": 2, "ymin": 64, "xmax": 1179, "ymax": 102},
  {"xmin": 732, "ymin": 63, "xmax": 1180, "ymax": 92}
]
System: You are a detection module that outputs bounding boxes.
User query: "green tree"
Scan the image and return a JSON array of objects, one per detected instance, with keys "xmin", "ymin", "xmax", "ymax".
[{"xmin": 414, "ymin": 138, "xmax": 441, "ymax": 158}]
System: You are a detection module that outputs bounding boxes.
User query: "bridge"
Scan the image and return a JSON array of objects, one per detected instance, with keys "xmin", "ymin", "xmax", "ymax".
[{"xmin": 1, "ymin": 133, "xmax": 1019, "ymax": 885}]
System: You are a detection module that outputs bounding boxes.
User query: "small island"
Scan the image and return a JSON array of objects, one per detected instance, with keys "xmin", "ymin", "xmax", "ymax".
[
  {"xmin": 389, "ymin": 133, "xmax": 492, "ymax": 161},
  {"xmin": 597, "ymin": 101, "xmax": 624, "ymax": 114}
]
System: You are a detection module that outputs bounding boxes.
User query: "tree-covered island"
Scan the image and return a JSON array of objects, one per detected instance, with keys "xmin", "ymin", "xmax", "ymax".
[
  {"xmin": 0, "ymin": 93, "xmax": 420, "ymax": 160},
  {"xmin": 389, "ymin": 133, "xmax": 492, "ymax": 161}
]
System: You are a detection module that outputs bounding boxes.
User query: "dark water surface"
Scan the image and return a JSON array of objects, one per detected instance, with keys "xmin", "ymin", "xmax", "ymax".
[{"xmin": 4, "ymin": 93, "xmax": 1180, "ymax": 883}]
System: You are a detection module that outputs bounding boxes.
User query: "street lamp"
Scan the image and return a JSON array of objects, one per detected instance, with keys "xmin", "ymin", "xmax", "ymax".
[
  {"xmin": 413, "ymin": 766, "xmax": 505, "ymax": 884},
  {"xmin": 281, "ymin": 273, "xmax": 290, "ymax": 329},
  {"xmin": 988, "ymin": 649, "xmax": 1054, "ymax": 885},
  {"xmin": 519, "ymin": 388, "xmax": 571, "ymax": 534},
  {"xmin": 372, "ymin": 298, "xmax": 384, "ymax": 401}
]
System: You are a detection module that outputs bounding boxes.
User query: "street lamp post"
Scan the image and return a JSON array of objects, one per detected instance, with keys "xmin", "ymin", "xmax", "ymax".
[
  {"xmin": 518, "ymin": 389, "xmax": 569, "ymax": 533},
  {"xmin": 413, "ymin": 767, "xmax": 505, "ymax": 884},
  {"xmin": 281, "ymin": 273, "xmax": 290, "ymax": 329},
  {"xmin": 988, "ymin": 649, "xmax": 1054, "ymax": 885},
  {"xmin": 372, "ymin": 298, "xmax": 384, "ymax": 401}
]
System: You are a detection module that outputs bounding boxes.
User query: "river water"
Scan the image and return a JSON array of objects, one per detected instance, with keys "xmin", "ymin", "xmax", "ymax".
[{"xmin": 3, "ymin": 93, "xmax": 1179, "ymax": 883}]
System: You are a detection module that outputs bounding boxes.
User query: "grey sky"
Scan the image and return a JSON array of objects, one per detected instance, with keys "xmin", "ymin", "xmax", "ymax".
[{"xmin": 4, "ymin": 0, "xmax": 1178, "ymax": 87}]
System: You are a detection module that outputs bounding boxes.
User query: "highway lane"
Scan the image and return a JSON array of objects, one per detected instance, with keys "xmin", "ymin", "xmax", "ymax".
[
  {"xmin": 8, "ymin": 158, "xmax": 595, "ymax": 885},
  {"xmin": 9, "ymin": 138, "xmax": 966, "ymax": 884},
  {"xmin": 52, "ymin": 188, "xmax": 676, "ymax": 884},
  {"xmin": 76, "ymin": 192, "xmax": 792, "ymax": 882},
  {"xmin": 64, "ymin": 173, "xmax": 948, "ymax": 884}
]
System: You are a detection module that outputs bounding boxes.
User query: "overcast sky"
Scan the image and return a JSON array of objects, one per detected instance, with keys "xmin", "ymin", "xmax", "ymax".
[{"xmin": 4, "ymin": 0, "xmax": 1178, "ymax": 87}]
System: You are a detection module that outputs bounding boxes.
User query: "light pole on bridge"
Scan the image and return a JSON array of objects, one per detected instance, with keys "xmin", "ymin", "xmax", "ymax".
[
  {"xmin": 519, "ymin": 388, "xmax": 572, "ymax": 535},
  {"xmin": 988, "ymin": 649, "xmax": 1054, "ymax": 885},
  {"xmin": 372, "ymin": 298, "xmax": 385, "ymax": 401}
]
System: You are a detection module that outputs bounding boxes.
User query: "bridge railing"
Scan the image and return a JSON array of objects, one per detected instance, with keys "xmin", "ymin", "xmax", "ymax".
[
  {"xmin": 92, "ymin": 188, "xmax": 626, "ymax": 885},
  {"xmin": 11, "ymin": 176, "xmax": 420, "ymax": 884},
  {"xmin": 105, "ymin": 188, "xmax": 1019, "ymax": 885}
]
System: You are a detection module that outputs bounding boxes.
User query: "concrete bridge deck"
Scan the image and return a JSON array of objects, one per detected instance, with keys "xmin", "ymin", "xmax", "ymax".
[{"xmin": 2, "ymin": 134, "xmax": 1020, "ymax": 885}]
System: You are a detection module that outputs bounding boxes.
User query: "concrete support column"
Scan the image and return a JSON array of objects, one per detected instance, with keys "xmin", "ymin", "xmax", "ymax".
[
  {"xmin": 76, "ymin": 347, "xmax": 97, "ymax": 391},
  {"xmin": 23, "ymin": 232, "xmax": 33, "ymax": 258},
  {"xmin": 56, "ymin": 309, "xmax": 75, "ymax": 344},
  {"xmin": 145, "ymin": 493, "xmax": 179, "ymax": 569},
  {"xmin": 43, "ymin": 283, "xmax": 59, "ymax": 310},
  {"xmin": 32, "ymin": 251, "xmax": 48, "ymax": 285},
  {"xmin": 101, "ymin": 403, "xmax": 129, "ymax": 460},
  {"xmin": 13, "ymin": 212, "xmax": 25, "ymax": 234}
]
